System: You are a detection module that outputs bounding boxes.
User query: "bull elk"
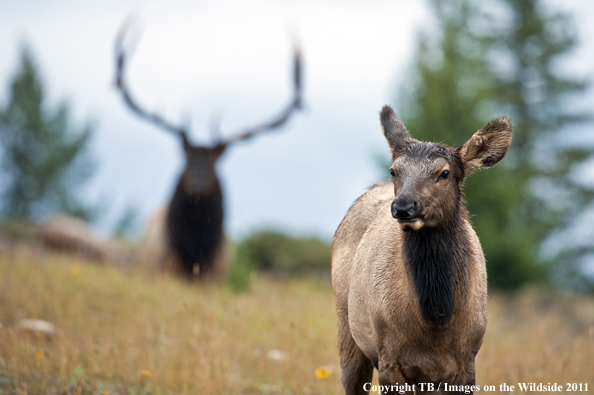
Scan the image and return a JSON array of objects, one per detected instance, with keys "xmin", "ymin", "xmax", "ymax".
[
  {"xmin": 332, "ymin": 105, "xmax": 512, "ymax": 394},
  {"xmin": 114, "ymin": 22, "xmax": 302, "ymax": 280}
]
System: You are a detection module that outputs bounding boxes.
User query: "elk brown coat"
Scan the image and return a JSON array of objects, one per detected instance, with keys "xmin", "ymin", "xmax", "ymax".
[{"xmin": 331, "ymin": 105, "xmax": 512, "ymax": 394}]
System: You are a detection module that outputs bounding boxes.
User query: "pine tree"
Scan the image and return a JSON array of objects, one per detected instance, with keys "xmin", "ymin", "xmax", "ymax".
[
  {"xmin": 0, "ymin": 45, "xmax": 96, "ymax": 221},
  {"xmin": 494, "ymin": 0, "xmax": 593, "ymax": 290}
]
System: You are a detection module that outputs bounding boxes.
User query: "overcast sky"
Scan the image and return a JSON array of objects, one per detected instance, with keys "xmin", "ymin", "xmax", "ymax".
[{"xmin": 0, "ymin": 0, "xmax": 593, "ymax": 241}]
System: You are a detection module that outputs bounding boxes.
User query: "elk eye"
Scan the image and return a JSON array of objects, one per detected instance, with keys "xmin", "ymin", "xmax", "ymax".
[
  {"xmin": 438, "ymin": 170, "xmax": 450, "ymax": 180},
  {"xmin": 389, "ymin": 169, "xmax": 396, "ymax": 178}
]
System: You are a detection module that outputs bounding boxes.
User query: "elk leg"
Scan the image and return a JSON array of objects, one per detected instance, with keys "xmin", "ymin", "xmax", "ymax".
[
  {"xmin": 337, "ymin": 313, "xmax": 373, "ymax": 395},
  {"xmin": 442, "ymin": 365, "xmax": 477, "ymax": 395},
  {"xmin": 425, "ymin": 367, "xmax": 477, "ymax": 395},
  {"xmin": 378, "ymin": 364, "xmax": 415, "ymax": 395}
]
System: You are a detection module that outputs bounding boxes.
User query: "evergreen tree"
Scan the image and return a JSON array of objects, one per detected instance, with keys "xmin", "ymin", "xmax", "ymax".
[
  {"xmin": 393, "ymin": 0, "xmax": 593, "ymax": 290},
  {"xmin": 393, "ymin": 0, "xmax": 563, "ymax": 289},
  {"xmin": 494, "ymin": 0, "xmax": 593, "ymax": 290},
  {"xmin": 0, "ymin": 45, "xmax": 96, "ymax": 221}
]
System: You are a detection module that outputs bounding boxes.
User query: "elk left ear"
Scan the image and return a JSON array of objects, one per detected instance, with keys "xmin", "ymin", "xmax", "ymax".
[
  {"xmin": 212, "ymin": 142, "xmax": 227, "ymax": 159},
  {"xmin": 458, "ymin": 117, "xmax": 513, "ymax": 175}
]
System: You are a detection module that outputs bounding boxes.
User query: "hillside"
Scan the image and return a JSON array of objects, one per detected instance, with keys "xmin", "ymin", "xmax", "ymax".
[{"xmin": 0, "ymin": 249, "xmax": 592, "ymax": 394}]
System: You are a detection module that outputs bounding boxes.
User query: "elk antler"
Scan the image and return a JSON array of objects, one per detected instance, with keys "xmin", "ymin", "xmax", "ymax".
[
  {"xmin": 211, "ymin": 42, "xmax": 302, "ymax": 147},
  {"xmin": 114, "ymin": 19, "xmax": 189, "ymax": 141},
  {"xmin": 114, "ymin": 18, "xmax": 302, "ymax": 148}
]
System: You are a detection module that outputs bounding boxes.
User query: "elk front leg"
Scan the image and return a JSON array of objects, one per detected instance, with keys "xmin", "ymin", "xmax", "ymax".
[
  {"xmin": 378, "ymin": 363, "xmax": 415, "ymax": 395},
  {"xmin": 438, "ymin": 365, "xmax": 477, "ymax": 395},
  {"xmin": 337, "ymin": 312, "xmax": 374, "ymax": 395}
]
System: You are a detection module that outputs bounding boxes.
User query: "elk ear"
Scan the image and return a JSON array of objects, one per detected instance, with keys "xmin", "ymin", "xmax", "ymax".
[
  {"xmin": 380, "ymin": 105, "xmax": 415, "ymax": 158},
  {"xmin": 458, "ymin": 117, "xmax": 513, "ymax": 175},
  {"xmin": 212, "ymin": 142, "xmax": 227, "ymax": 159},
  {"xmin": 181, "ymin": 132, "xmax": 191, "ymax": 152}
]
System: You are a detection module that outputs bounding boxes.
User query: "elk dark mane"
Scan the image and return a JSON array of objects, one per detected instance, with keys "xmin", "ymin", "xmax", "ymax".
[
  {"xmin": 167, "ymin": 178, "xmax": 224, "ymax": 276},
  {"xmin": 403, "ymin": 215, "xmax": 470, "ymax": 326}
]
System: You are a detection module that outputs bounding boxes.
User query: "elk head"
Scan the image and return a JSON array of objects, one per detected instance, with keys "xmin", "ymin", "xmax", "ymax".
[
  {"xmin": 380, "ymin": 105, "xmax": 512, "ymax": 231},
  {"xmin": 178, "ymin": 136, "xmax": 226, "ymax": 199}
]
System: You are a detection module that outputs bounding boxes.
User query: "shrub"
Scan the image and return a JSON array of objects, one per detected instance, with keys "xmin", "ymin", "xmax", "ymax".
[{"xmin": 235, "ymin": 230, "xmax": 331, "ymax": 276}]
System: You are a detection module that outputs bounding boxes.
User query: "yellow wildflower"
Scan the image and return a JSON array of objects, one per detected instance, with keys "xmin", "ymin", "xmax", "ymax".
[
  {"xmin": 101, "ymin": 391, "xmax": 108, "ymax": 395},
  {"xmin": 34, "ymin": 352, "xmax": 43, "ymax": 360},
  {"xmin": 141, "ymin": 370, "xmax": 152, "ymax": 378},
  {"xmin": 70, "ymin": 264, "xmax": 81, "ymax": 277},
  {"xmin": 315, "ymin": 366, "xmax": 332, "ymax": 379}
]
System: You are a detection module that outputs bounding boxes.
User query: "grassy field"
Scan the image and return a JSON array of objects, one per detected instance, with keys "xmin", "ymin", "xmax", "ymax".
[{"xmin": 0, "ymin": 248, "xmax": 593, "ymax": 394}]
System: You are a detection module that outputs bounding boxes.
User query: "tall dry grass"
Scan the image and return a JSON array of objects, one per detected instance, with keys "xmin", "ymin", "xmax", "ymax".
[
  {"xmin": 0, "ymin": 248, "xmax": 342, "ymax": 394},
  {"xmin": 478, "ymin": 290, "xmax": 594, "ymax": 389},
  {"xmin": 0, "ymin": 248, "xmax": 592, "ymax": 394}
]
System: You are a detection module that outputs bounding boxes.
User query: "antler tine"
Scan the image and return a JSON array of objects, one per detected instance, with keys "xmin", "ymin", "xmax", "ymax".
[
  {"xmin": 115, "ymin": 18, "xmax": 187, "ymax": 139},
  {"xmin": 216, "ymin": 40, "xmax": 303, "ymax": 147}
]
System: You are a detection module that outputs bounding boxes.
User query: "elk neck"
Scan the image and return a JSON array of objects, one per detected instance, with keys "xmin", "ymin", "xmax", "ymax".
[
  {"xmin": 167, "ymin": 178, "xmax": 224, "ymax": 272},
  {"xmin": 401, "ymin": 210, "xmax": 471, "ymax": 327}
]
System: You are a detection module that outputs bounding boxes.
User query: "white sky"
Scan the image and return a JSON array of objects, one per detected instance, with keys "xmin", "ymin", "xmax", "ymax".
[{"xmin": 0, "ymin": 0, "xmax": 592, "ymax": 240}]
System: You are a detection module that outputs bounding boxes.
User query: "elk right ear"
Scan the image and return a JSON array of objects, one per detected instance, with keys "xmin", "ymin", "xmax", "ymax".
[
  {"xmin": 458, "ymin": 117, "xmax": 513, "ymax": 176},
  {"xmin": 380, "ymin": 105, "xmax": 415, "ymax": 158}
]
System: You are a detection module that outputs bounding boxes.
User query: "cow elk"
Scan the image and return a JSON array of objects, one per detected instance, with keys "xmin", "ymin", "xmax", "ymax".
[
  {"xmin": 332, "ymin": 105, "xmax": 512, "ymax": 394},
  {"xmin": 114, "ymin": 22, "xmax": 302, "ymax": 280}
]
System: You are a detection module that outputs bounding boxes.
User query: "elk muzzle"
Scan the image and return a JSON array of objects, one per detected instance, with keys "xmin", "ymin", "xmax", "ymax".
[{"xmin": 391, "ymin": 194, "xmax": 424, "ymax": 231}]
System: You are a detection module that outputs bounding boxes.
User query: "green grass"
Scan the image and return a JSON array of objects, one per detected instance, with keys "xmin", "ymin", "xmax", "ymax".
[{"xmin": 0, "ymin": 248, "xmax": 593, "ymax": 394}]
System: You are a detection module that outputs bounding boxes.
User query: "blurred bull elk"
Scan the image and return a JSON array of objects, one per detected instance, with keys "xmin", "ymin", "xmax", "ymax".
[{"xmin": 114, "ymin": 22, "xmax": 303, "ymax": 280}]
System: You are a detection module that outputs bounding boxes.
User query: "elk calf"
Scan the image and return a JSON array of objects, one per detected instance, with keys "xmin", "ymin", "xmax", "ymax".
[{"xmin": 331, "ymin": 105, "xmax": 512, "ymax": 394}]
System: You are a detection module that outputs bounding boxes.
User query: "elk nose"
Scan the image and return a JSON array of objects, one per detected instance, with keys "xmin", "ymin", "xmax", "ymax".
[{"xmin": 391, "ymin": 197, "xmax": 419, "ymax": 219}]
